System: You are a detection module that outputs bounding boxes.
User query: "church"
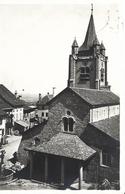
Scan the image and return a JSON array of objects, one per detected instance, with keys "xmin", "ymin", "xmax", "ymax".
[{"xmin": 18, "ymin": 7, "xmax": 120, "ymax": 190}]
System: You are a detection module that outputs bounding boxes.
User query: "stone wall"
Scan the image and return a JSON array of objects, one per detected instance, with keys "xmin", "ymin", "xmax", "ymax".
[
  {"xmin": 18, "ymin": 88, "xmax": 90, "ymax": 165},
  {"xmin": 81, "ymin": 124, "xmax": 119, "ymax": 183}
]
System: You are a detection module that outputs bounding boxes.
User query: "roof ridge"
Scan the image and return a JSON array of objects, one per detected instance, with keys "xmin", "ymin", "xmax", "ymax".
[{"xmin": 71, "ymin": 87, "xmax": 112, "ymax": 93}]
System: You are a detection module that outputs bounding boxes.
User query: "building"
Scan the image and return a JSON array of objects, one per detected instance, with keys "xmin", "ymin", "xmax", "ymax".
[
  {"xmin": 14, "ymin": 104, "xmax": 38, "ymax": 134},
  {"xmin": 18, "ymin": 7, "xmax": 120, "ymax": 190},
  {"xmin": 36, "ymin": 93, "xmax": 53, "ymax": 123},
  {"xmin": 0, "ymin": 110, "xmax": 7, "ymax": 145},
  {"xmin": 68, "ymin": 10, "xmax": 110, "ymax": 91},
  {"xmin": 0, "ymin": 84, "xmax": 24, "ymax": 137}
]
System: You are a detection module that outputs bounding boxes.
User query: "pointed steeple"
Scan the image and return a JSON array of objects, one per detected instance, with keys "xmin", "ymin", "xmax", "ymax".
[
  {"xmin": 100, "ymin": 41, "xmax": 105, "ymax": 55},
  {"xmin": 72, "ymin": 37, "xmax": 79, "ymax": 54},
  {"xmin": 72, "ymin": 37, "xmax": 78, "ymax": 47},
  {"xmin": 79, "ymin": 5, "xmax": 99, "ymax": 51},
  {"xmin": 100, "ymin": 41, "xmax": 105, "ymax": 50}
]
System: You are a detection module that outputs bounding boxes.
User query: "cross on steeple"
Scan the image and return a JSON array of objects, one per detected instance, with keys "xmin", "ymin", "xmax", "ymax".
[{"xmin": 91, "ymin": 3, "xmax": 93, "ymax": 15}]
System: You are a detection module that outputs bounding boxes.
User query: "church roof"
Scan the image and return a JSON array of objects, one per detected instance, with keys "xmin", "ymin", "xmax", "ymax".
[
  {"xmin": 89, "ymin": 115, "xmax": 119, "ymax": 141},
  {"xmin": 71, "ymin": 87, "xmax": 119, "ymax": 107},
  {"xmin": 79, "ymin": 14, "xmax": 99, "ymax": 51},
  {"xmin": 47, "ymin": 87, "xmax": 119, "ymax": 108},
  {"xmin": 26, "ymin": 132, "xmax": 96, "ymax": 161},
  {"xmin": 0, "ymin": 84, "xmax": 23, "ymax": 108}
]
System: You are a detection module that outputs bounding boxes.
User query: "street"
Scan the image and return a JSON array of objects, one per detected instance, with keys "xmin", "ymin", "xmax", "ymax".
[{"xmin": 1, "ymin": 135, "xmax": 22, "ymax": 165}]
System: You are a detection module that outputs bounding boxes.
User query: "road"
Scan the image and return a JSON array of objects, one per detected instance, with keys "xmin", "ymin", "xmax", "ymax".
[{"xmin": 1, "ymin": 135, "xmax": 22, "ymax": 165}]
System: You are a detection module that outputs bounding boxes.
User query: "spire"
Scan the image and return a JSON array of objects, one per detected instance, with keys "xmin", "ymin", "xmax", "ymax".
[
  {"xmin": 79, "ymin": 5, "xmax": 99, "ymax": 51},
  {"xmin": 72, "ymin": 37, "xmax": 78, "ymax": 47},
  {"xmin": 100, "ymin": 41, "xmax": 105, "ymax": 50},
  {"xmin": 72, "ymin": 37, "xmax": 79, "ymax": 54}
]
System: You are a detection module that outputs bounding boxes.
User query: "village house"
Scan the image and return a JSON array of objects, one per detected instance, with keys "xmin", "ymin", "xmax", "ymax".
[
  {"xmin": 36, "ymin": 93, "xmax": 53, "ymax": 123},
  {"xmin": 0, "ymin": 84, "xmax": 24, "ymax": 140},
  {"xmin": 0, "ymin": 110, "xmax": 7, "ymax": 145},
  {"xmin": 15, "ymin": 106, "xmax": 37, "ymax": 134},
  {"xmin": 18, "ymin": 7, "xmax": 120, "ymax": 190}
]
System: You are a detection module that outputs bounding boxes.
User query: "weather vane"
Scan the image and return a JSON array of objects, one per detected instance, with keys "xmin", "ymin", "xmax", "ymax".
[{"xmin": 91, "ymin": 3, "xmax": 93, "ymax": 15}]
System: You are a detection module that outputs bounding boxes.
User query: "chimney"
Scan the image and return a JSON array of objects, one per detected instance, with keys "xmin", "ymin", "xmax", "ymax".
[
  {"xmin": 39, "ymin": 93, "xmax": 42, "ymax": 102},
  {"xmin": 17, "ymin": 95, "xmax": 22, "ymax": 100},
  {"xmin": 52, "ymin": 87, "xmax": 56, "ymax": 97},
  {"xmin": 15, "ymin": 90, "xmax": 17, "ymax": 98},
  {"xmin": 47, "ymin": 92, "xmax": 50, "ymax": 98}
]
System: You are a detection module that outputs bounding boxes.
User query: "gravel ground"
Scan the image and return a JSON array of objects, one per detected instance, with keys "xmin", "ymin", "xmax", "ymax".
[{"xmin": 0, "ymin": 179, "xmax": 55, "ymax": 190}]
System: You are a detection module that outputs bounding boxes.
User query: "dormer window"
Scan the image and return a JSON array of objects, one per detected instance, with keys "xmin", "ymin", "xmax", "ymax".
[
  {"xmin": 62, "ymin": 111, "xmax": 75, "ymax": 132},
  {"xmin": 80, "ymin": 67, "xmax": 90, "ymax": 81}
]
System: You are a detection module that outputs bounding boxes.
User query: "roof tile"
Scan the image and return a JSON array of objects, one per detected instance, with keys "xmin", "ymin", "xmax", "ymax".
[
  {"xmin": 90, "ymin": 115, "xmax": 119, "ymax": 141},
  {"xmin": 71, "ymin": 87, "xmax": 119, "ymax": 107},
  {"xmin": 27, "ymin": 132, "xmax": 96, "ymax": 161}
]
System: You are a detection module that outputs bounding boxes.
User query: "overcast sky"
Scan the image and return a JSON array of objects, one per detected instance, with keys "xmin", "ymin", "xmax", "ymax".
[{"xmin": 0, "ymin": 1, "xmax": 124, "ymax": 97}]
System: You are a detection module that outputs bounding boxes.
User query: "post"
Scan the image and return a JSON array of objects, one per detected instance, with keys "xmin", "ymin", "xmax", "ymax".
[
  {"xmin": 61, "ymin": 157, "xmax": 64, "ymax": 185},
  {"xmin": 78, "ymin": 163, "xmax": 83, "ymax": 190},
  {"xmin": 29, "ymin": 151, "xmax": 33, "ymax": 179},
  {"xmin": 45, "ymin": 155, "xmax": 48, "ymax": 182}
]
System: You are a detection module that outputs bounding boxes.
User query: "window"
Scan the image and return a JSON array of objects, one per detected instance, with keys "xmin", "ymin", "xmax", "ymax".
[
  {"xmin": 101, "ymin": 68, "xmax": 104, "ymax": 82},
  {"xmin": 62, "ymin": 117, "xmax": 68, "ymax": 131},
  {"xmin": 100, "ymin": 150, "xmax": 111, "ymax": 167},
  {"xmin": 46, "ymin": 112, "xmax": 48, "ymax": 117},
  {"xmin": 80, "ymin": 67, "xmax": 90, "ymax": 81},
  {"xmin": 93, "ymin": 108, "xmax": 98, "ymax": 122},
  {"xmin": 42, "ymin": 112, "xmax": 44, "ymax": 117},
  {"xmin": 62, "ymin": 111, "xmax": 75, "ymax": 132}
]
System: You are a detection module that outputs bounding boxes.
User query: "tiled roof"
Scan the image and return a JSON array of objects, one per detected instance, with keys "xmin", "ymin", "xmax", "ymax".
[
  {"xmin": 0, "ymin": 110, "xmax": 7, "ymax": 117},
  {"xmin": 79, "ymin": 14, "xmax": 99, "ymax": 51},
  {"xmin": 0, "ymin": 84, "xmax": 23, "ymax": 108},
  {"xmin": 71, "ymin": 87, "xmax": 119, "ymax": 107},
  {"xmin": 37, "ymin": 94, "xmax": 53, "ymax": 106},
  {"xmin": 0, "ymin": 97, "xmax": 12, "ymax": 110},
  {"xmin": 27, "ymin": 132, "xmax": 96, "ymax": 161},
  {"xmin": 90, "ymin": 115, "xmax": 119, "ymax": 141},
  {"xmin": 15, "ymin": 120, "xmax": 29, "ymax": 128},
  {"xmin": 24, "ymin": 105, "xmax": 36, "ymax": 113}
]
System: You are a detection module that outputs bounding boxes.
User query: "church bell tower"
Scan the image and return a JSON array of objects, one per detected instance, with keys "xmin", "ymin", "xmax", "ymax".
[{"xmin": 68, "ymin": 5, "xmax": 110, "ymax": 91}]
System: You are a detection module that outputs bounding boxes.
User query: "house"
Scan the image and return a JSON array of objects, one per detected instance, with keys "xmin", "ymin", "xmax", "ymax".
[
  {"xmin": 0, "ymin": 84, "xmax": 24, "ymax": 136},
  {"xmin": 0, "ymin": 110, "xmax": 7, "ymax": 145},
  {"xmin": 14, "ymin": 104, "xmax": 38, "ymax": 134},
  {"xmin": 18, "ymin": 7, "xmax": 120, "ymax": 190},
  {"xmin": 36, "ymin": 93, "xmax": 53, "ymax": 123}
]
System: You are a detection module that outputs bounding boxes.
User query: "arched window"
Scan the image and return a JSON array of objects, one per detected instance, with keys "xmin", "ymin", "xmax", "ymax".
[
  {"xmin": 80, "ymin": 66, "xmax": 90, "ymax": 81},
  {"xmin": 62, "ymin": 111, "xmax": 75, "ymax": 132},
  {"xmin": 68, "ymin": 117, "xmax": 74, "ymax": 132},
  {"xmin": 62, "ymin": 117, "xmax": 68, "ymax": 131}
]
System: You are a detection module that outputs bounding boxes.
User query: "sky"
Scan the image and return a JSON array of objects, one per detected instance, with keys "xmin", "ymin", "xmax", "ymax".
[{"xmin": 0, "ymin": 1, "xmax": 124, "ymax": 97}]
